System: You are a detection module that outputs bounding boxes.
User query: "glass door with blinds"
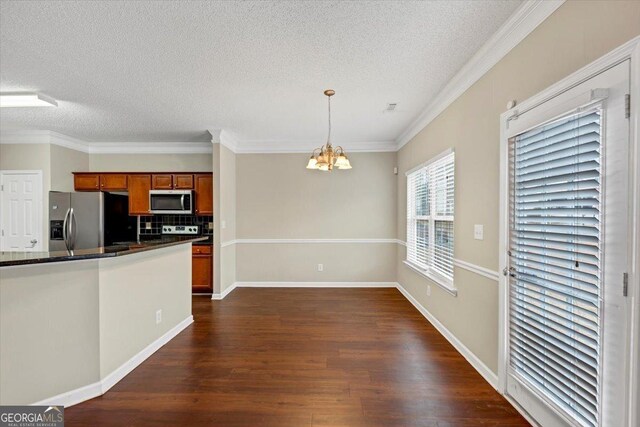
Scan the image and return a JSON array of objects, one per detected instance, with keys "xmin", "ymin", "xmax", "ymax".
[{"xmin": 504, "ymin": 61, "xmax": 631, "ymax": 427}]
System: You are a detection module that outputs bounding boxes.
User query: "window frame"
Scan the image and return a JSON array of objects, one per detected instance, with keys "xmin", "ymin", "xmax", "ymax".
[{"xmin": 405, "ymin": 148, "xmax": 456, "ymax": 295}]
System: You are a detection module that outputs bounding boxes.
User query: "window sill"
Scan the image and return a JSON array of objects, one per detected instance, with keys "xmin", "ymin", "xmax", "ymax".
[{"xmin": 403, "ymin": 260, "xmax": 458, "ymax": 296}]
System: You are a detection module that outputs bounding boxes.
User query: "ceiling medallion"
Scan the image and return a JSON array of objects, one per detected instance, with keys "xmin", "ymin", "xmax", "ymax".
[{"xmin": 306, "ymin": 89, "xmax": 352, "ymax": 172}]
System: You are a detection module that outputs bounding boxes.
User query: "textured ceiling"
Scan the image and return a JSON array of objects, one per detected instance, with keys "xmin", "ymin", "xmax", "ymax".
[{"xmin": 0, "ymin": 0, "xmax": 522, "ymax": 144}]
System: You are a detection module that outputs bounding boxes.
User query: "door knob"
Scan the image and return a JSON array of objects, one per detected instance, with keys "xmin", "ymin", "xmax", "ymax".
[{"xmin": 29, "ymin": 239, "xmax": 38, "ymax": 248}]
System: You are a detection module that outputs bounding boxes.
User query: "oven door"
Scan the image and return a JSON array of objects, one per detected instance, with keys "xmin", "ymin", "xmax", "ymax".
[{"xmin": 149, "ymin": 190, "xmax": 192, "ymax": 214}]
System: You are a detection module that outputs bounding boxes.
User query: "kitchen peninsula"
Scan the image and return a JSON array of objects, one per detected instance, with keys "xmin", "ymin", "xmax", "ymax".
[{"xmin": 0, "ymin": 237, "xmax": 205, "ymax": 406}]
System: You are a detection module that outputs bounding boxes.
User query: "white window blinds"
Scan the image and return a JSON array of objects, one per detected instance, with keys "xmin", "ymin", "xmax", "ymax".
[
  {"xmin": 406, "ymin": 151, "xmax": 455, "ymax": 285},
  {"xmin": 509, "ymin": 107, "xmax": 602, "ymax": 427}
]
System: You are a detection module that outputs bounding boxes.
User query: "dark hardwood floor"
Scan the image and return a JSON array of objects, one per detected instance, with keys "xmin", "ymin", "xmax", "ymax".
[{"xmin": 66, "ymin": 288, "xmax": 529, "ymax": 426}]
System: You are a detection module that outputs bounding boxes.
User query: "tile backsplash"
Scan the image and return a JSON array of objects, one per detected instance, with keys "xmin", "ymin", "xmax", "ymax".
[{"xmin": 138, "ymin": 214, "xmax": 214, "ymax": 236}]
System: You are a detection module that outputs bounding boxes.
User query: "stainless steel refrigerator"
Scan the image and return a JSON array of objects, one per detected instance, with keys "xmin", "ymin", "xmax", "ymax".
[{"xmin": 49, "ymin": 191, "xmax": 137, "ymax": 251}]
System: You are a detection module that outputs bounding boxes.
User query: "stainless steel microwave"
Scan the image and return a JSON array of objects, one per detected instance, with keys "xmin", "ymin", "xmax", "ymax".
[{"xmin": 149, "ymin": 190, "xmax": 193, "ymax": 214}]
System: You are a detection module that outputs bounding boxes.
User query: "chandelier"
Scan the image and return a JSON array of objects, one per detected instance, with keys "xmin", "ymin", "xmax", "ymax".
[{"xmin": 306, "ymin": 89, "xmax": 352, "ymax": 171}]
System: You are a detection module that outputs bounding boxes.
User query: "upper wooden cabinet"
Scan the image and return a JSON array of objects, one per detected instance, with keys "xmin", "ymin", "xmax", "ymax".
[
  {"xmin": 194, "ymin": 174, "xmax": 213, "ymax": 215},
  {"xmin": 128, "ymin": 175, "xmax": 151, "ymax": 215},
  {"xmin": 151, "ymin": 174, "xmax": 194, "ymax": 189},
  {"xmin": 152, "ymin": 174, "xmax": 173, "ymax": 189},
  {"xmin": 173, "ymin": 174, "xmax": 194, "ymax": 189},
  {"xmin": 74, "ymin": 173, "xmax": 127, "ymax": 191},
  {"xmin": 100, "ymin": 174, "xmax": 128, "ymax": 191},
  {"xmin": 74, "ymin": 173, "xmax": 101, "ymax": 191}
]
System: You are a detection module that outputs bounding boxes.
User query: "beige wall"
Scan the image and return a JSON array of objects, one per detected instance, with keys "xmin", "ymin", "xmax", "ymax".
[
  {"xmin": 97, "ymin": 244, "xmax": 191, "ymax": 377},
  {"xmin": 89, "ymin": 153, "xmax": 212, "ymax": 172},
  {"xmin": 234, "ymin": 152, "xmax": 397, "ymax": 283},
  {"xmin": 396, "ymin": 0, "xmax": 640, "ymax": 373},
  {"xmin": 0, "ymin": 244, "xmax": 192, "ymax": 405},
  {"xmin": 0, "ymin": 260, "xmax": 101, "ymax": 405},
  {"xmin": 50, "ymin": 144, "xmax": 89, "ymax": 192},
  {"xmin": 219, "ymin": 145, "xmax": 236, "ymax": 292}
]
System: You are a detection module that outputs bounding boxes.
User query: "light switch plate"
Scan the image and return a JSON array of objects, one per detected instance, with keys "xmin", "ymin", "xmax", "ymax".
[
  {"xmin": 221, "ymin": 220, "xmax": 226, "ymax": 229},
  {"xmin": 474, "ymin": 224, "xmax": 484, "ymax": 240}
]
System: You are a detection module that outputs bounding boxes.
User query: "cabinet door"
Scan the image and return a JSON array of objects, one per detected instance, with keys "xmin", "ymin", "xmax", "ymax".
[
  {"xmin": 152, "ymin": 174, "xmax": 173, "ymax": 189},
  {"xmin": 194, "ymin": 174, "xmax": 213, "ymax": 215},
  {"xmin": 128, "ymin": 175, "xmax": 151, "ymax": 215},
  {"xmin": 173, "ymin": 174, "xmax": 194, "ymax": 189},
  {"xmin": 192, "ymin": 253, "xmax": 213, "ymax": 293},
  {"xmin": 100, "ymin": 174, "xmax": 128, "ymax": 191},
  {"xmin": 74, "ymin": 174, "xmax": 101, "ymax": 191}
]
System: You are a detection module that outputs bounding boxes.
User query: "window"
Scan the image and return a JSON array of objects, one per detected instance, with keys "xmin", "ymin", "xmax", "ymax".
[{"xmin": 406, "ymin": 149, "xmax": 455, "ymax": 291}]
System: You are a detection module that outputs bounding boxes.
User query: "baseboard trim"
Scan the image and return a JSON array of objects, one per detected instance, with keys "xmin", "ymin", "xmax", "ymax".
[
  {"xmin": 395, "ymin": 282, "xmax": 499, "ymax": 389},
  {"xmin": 34, "ymin": 315, "xmax": 194, "ymax": 407},
  {"xmin": 211, "ymin": 283, "xmax": 238, "ymax": 300},
  {"xmin": 233, "ymin": 281, "xmax": 398, "ymax": 288}
]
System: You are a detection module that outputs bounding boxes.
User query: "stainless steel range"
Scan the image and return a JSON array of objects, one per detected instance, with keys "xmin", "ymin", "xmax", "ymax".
[{"xmin": 161, "ymin": 225, "xmax": 199, "ymax": 235}]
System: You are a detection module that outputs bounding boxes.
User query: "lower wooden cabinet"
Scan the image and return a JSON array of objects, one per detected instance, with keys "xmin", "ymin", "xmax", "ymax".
[{"xmin": 192, "ymin": 245, "xmax": 213, "ymax": 293}]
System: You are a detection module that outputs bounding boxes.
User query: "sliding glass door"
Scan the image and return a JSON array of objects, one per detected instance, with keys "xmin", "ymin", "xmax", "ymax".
[{"xmin": 505, "ymin": 61, "xmax": 631, "ymax": 426}]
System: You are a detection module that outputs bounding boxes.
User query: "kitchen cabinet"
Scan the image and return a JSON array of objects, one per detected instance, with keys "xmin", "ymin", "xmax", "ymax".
[
  {"xmin": 128, "ymin": 175, "xmax": 151, "ymax": 215},
  {"xmin": 194, "ymin": 174, "xmax": 213, "ymax": 215},
  {"xmin": 173, "ymin": 174, "xmax": 194, "ymax": 189},
  {"xmin": 151, "ymin": 174, "xmax": 194, "ymax": 190},
  {"xmin": 100, "ymin": 174, "xmax": 128, "ymax": 191},
  {"xmin": 192, "ymin": 245, "xmax": 213, "ymax": 293},
  {"xmin": 152, "ymin": 174, "xmax": 173, "ymax": 189},
  {"xmin": 74, "ymin": 174, "xmax": 101, "ymax": 191},
  {"xmin": 74, "ymin": 173, "xmax": 127, "ymax": 191}
]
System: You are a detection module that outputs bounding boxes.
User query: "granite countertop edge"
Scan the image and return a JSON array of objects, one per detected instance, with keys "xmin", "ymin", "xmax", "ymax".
[{"xmin": 0, "ymin": 236, "xmax": 209, "ymax": 268}]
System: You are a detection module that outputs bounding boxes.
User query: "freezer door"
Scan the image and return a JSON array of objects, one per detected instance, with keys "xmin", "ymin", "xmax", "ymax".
[
  {"xmin": 49, "ymin": 192, "xmax": 71, "ymax": 251},
  {"xmin": 70, "ymin": 192, "xmax": 104, "ymax": 250}
]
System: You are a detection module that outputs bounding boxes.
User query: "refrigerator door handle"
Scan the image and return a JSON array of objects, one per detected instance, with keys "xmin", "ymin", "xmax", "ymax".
[
  {"xmin": 63, "ymin": 208, "xmax": 71, "ymax": 250},
  {"xmin": 70, "ymin": 208, "xmax": 78, "ymax": 250}
]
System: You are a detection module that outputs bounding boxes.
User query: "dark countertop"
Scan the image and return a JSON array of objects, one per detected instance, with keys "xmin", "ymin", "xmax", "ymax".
[{"xmin": 0, "ymin": 236, "xmax": 208, "ymax": 268}]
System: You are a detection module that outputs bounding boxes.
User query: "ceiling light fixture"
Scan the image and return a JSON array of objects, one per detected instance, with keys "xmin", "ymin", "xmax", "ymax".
[
  {"xmin": 0, "ymin": 92, "xmax": 58, "ymax": 107},
  {"xmin": 306, "ymin": 89, "xmax": 352, "ymax": 172}
]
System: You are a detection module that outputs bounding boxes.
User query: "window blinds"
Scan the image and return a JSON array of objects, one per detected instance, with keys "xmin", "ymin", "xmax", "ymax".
[
  {"xmin": 407, "ymin": 151, "xmax": 455, "ymax": 281},
  {"xmin": 509, "ymin": 108, "xmax": 602, "ymax": 427}
]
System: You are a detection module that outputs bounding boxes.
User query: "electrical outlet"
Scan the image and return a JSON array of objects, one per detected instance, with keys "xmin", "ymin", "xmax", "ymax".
[
  {"xmin": 145, "ymin": 222, "xmax": 151, "ymax": 230},
  {"xmin": 427, "ymin": 285, "xmax": 431, "ymax": 297},
  {"xmin": 474, "ymin": 224, "xmax": 484, "ymax": 240},
  {"xmin": 208, "ymin": 222, "xmax": 213, "ymax": 229},
  {"xmin": 156, "ymin": 309, "xmax": 162, "ymax": 324},
  {"xmin": 317, "ymin": 264, "xmax": 323, "ymax": 272}
]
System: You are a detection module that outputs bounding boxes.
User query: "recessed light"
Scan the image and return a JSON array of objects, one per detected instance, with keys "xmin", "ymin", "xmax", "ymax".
[{"xmin": 0, "ymin": 92, "xmax": 58, "ymax": 107}]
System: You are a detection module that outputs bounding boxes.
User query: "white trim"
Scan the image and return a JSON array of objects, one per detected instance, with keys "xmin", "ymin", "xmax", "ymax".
[
  {"xmin": 33, "ymin": 315, "xmax": 193, "ymax": 407},
  {"xmin": 226, "ymin": 238, "xmax": 400, "ymax": 245},
  {"xmin": 453, "ymin": 259, "xmax": 500, "ymax": 282},
  {"xmin": 211, "ymin": 282, "xmax": 238, "ymax": 300},
  {"xmin": 498, "ymin": 36, "xmax": 640, "ymax": 424},
  {"xmin": 402, "ymin": 260, "xmax": 457, "ymax": 296},
  {"xmin": 396, "ymin": 0, "xmax": 564, "ymax": 149},
  {"xmin": 0, "ymin": 130, "xmax": 213, "ymax": 154},
  {"xmin": 233, "ymin": 281, "xmax": 398, "ymax": 288},
  {"xmin": 230, "ymin": 139, "xmax": 397, "ymax": 154},
  {"xmin": 395, "ymin": 282, "xmax": 499, "ymax": 389}
]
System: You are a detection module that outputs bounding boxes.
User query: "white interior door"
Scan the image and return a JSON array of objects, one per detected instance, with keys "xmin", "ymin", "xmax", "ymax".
[
  {"xmin": 0, "ymin": 171, "xmax": 43, "ymax": 251},
  {"xmin": 504, "ymin": 61, "xmax": 631, "ymax": 427}
]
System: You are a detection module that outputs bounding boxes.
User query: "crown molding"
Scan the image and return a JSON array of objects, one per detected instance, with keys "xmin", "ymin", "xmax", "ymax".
[
  {"xmin": 0, "ymin": 130, "xmax": 212, "ymax": 154},
  {"xmin": 395, "ymin": 0, "xmax": 565, "ymax": 149},
  {"xmin": 230, "ymin": 139, "xmax": 397, "ymax": 154}
]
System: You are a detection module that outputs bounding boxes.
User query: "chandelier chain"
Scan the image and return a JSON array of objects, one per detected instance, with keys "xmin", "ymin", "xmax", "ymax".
[{"xmin": 327, "ymin": 94, "xmax": 331, "ymax": 145}]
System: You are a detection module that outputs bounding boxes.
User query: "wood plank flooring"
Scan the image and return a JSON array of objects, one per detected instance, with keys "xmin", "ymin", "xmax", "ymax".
[{"xmin": 65, "ymin": 288, "xmax": 529, "ymax": 426}]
